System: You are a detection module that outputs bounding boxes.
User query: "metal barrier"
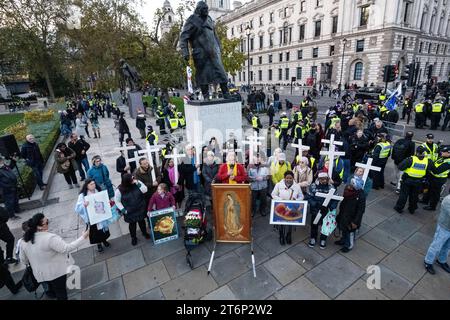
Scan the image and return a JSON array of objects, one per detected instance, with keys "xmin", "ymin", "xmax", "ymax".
[{"xmin": 381, "ymin": 120, "xmax": 405, "ymax": 138}]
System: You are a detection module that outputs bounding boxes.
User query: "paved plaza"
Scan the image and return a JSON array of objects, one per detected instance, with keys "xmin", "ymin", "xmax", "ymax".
[{"xmin": 0, "ymin": 102, "xmax": 449, "ymax": 300}]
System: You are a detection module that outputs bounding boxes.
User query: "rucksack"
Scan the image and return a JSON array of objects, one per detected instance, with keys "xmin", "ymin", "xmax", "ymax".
[{"xmin": 392, "ymin": 139, "xmax": 409, "ymax": 162}]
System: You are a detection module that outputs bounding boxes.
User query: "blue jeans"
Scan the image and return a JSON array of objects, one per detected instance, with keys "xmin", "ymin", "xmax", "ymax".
[
  {"xmin": 31, "ymin": 164, "xmax": 45, "ymax": 187},
  {"xmin": 77, "ymin": 158, "xmax": 90, "ymax": 180},
  {"xmin": 61, "ymin": 124, "xmax": 71, "ymax": 137},
  {"xmin": 342, "ymin": 229, "xmax": 355, "ymax": 249},
  {"xmin": 342, "ymin": 159, "xmax": 351, "ymax": 184},
  {"xmin": 256, "ymin": 102, "xmax": 262, "ymax": 113},
  {"xmin": 425, "ymin": 225, "xmax": 450, "ymax": 264}
]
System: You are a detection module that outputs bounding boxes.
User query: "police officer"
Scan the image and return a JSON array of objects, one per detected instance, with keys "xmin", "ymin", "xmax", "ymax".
[
  {"xmin": 430, "ymin": 99, "xmax": 444, "ymax": 130},
  {"xmin": 371, "ymin": 133, "xmax": 392, "ymax": 190},
  {"xmin": 414, "ymin": 100, "xmax": 425, "ymax": 129},
  {"xmin": 422, "ymin": 134, "xmax": 439, "ymax": 162},
  {"xmin": 279, "ymin": 112, "xmax": 290, "ymax": 151},
  {"xmin": 423, "ymin": 146, "xmax": 450, "ymax": 211},
  {"xmin": 168, "ymin": 114, "xmax": 179, "ymax": 133},
  {"xmin": 251, "ymin": 113, "xmax": 262, "ymax": 133},
  {"xmin": 177, "ymin": 112, "xmax": 186, "ymax": 129},
  {"xmin": 378, "ymin": 91, "xmax": 387, "ymax": 105},
  {"xmin": 156, "ymin": 105, "xmax": 166, "ymax": 135},
  {"xmin": 0, "ymin": 156, "xmax": 20, "ymax": 220},
  {"xmin": 441, "ymin": 101, "xmax": 450, "ymax": 131},
  {"xmin": 146, "ymin": 126, "xmax": 159, "ymax": 146},
  {"xmin": 394, "ymin": 146, "xmax": 433, "ymax": 214},
  {"xmin": 402, "ymin": 96, "xmax": 413, "ymax": 124}
]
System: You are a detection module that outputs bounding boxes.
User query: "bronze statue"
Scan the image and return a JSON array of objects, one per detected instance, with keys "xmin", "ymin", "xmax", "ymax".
[
  {"xmin": 179, "ymin": 1, "xmax": 230, "ymax": 99},
  {"xmin": 119, "ymin": 58, "xmax": 141, "ymax": 92}
]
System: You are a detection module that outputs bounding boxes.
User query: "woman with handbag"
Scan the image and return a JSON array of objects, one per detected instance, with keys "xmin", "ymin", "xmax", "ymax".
[
  {"xmin": 75, "ymin": 179, "xmax": 111, "ymax": 253},
  {"xmin": 19, "ymin": 213, "xmax": 89, "ymax": 300},
  {"xmin": 271, "ymin": 171, "xmax": 303, "ymax": 245},
  {"xmin": 54, "ymin": 142, "xmax": 79, "ymax": 189},
  {"xmin": 87, "ymin": 155, "xmax": 114, "ymax": 199},
  {"xmin": 115, "ymin": 173, "xmax": 151, "ymax": 246}
]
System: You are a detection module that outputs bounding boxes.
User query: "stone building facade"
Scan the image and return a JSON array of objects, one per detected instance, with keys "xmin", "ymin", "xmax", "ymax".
[
  {"xmin": 160, "ymin": 0, "xmax": 176, "ymax": 36},
  {"xmin": 218, "ymin": 0, "xmax": 450, "ymax": 88}
]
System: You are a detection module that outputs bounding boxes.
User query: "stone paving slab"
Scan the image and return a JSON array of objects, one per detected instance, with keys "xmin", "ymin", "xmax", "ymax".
[
  {"xmin": 201, "ymin": 285, "xmax": 238, "ymax": 300},
  {"xmin": 81, "ymin": 277, "xmax": 126, "ymax": 300},
  {"xmin": 263, "ymin": 252, "xmax": 306, "ymax": 286},
  {"xmin": 106, "ymin": 248, "xmax": 146, "ymax": 279},
  {"xmin": 403, "ymin": 232, "xmax": 434, "ymax": 256},
  {"xmin": 160, "ymin": 266, "xmax": 218, "ymax": 300},
  {"xmin": 342, "ymin": 239, "xmax": 387, "ymax": 269},
  {"xmin": 274, "ymin": 276, "xmax": 329, "ymax": 300},
  {"xmin": 285, "ymin": 242, "xmax": 325, "ymax": 270},
  {"xmin": 80, "ymin": 261, "xmax": 109, "ymax": 290},
  {"xmin": 228, "ymin": 266, "xmax": 282, "ymax": 300},
  {"xmin": 122, "ymin": 260, "xmax": 171, "ymax": 299},
  {"xmin": 305, "ymin": 254, "xmax": 365, "ymax": 299},
  {"xmin": 361, "ymin": 265, "xmax": 414, "ymax": 300},
  {"xmin": 336, "ymin": 279, "xmax": 389, "ymax": 300},
  {"xmin": 72, "ymin": 246, "xmax": 94, "ymax": 269},
  {"xmin": 134, "ymin": 287, "xmax": 166, "ymax": 300},
  {"xmin": 406, "ymin": 270, "xmax": 450, "ymax": 300},
  {"xmin": 234, "ymin": 242, "xmax": 271, "ymax": 268},
  {"xmin": 210, "ymin": 251, "xmax": 251, "ymax": 286},
  {"xmin": 362, "ymin": 227, "xmax": 403, "ymax": 253},
  {"xmin": 163, "ymin": 245, "xmax": 211, "ymax": 279},
  {"xmin": 141, "ymin": 237, "xmax": 185, "ymax": 264},
  {"xmin": 361, "ymin": 210, "xmax": 388, "ymax": 228},
  {"xmin": 376, "ymin": 215, "xmax": 423, "ymax": 242},
  {"xmin": 255, "ymin": 233, "xmax": 295, "ymax": 258},
  {"xmin": 380, "ymin": 245, "xmax": 427, "ymax": 283}
]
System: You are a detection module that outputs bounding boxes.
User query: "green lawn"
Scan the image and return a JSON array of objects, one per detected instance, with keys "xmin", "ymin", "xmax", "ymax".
[{"xmin": 0, "ymin": 113, "xmax": 24, "ymax": 131}]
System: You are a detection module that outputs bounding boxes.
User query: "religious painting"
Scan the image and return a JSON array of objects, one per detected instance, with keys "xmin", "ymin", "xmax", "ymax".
[
  {"xmin": 269, "ymin": 200, "xmax": 308, "ymax": 226},
  {"xmin": 211, "ymin": 184, "xmax": 252, "ymax": 243},
  {"xmin": 85, "ymin": 190, "xmax": 113, "ymax": 225},
  {"xmin": 148, "ymin": 207, "xmax": 179, "ymax": 245}
]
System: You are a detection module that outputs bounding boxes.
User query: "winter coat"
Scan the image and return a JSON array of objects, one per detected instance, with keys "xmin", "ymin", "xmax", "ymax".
[
  {"xmin": 216, "ymin": 163, "xmax": 247, "ymax": 184},
  {"xmin": 20, "ymin": 141, "xmax": 44, "ymax": 166},
  {"xmin": 350, "ymin": 135, "xmax": 369, "ymax": 163},
  {"xmin": 75, "ymin": 118, "xmax": 86, "ymax": 137},
  {"xmin": 148, "ymin": 192, "xmax": 175, "ymax": 212},
  {"xmin": 118, "ymin": 117, "xmax": 130, "ymax": 134},
  {"xmin": 337, "ymin": 187, "xmax": 366, "ymax": 230},
  {"xmin": 87, "ymin": 164, "xmax": 114, "ymax": 198},
  {"xmin": 115, "ymin": 183, "xmax": 148, "ymax": 223},
  {"xmin": 0, "ymin": 163, "xmax": 17, "ymax": 189},
  {"xmin": 133, "ymin": 165, "xmax": 161, "ymax": 202},
  {"xmin": 305, "ymin": 182, "xmax": 339, "ymax": 216},
  {"xmin": 293, "ymin": 166, "xmax": 313, "ymax": 194},
  {"xmin": 136, "ymin": 115, "xmax": 146, "ymax": 130},
  {"xmin": 54, "ymin": 147, "xmax": 78, "ymax": 174},
  {"xmin": 68, "ymin": 139, "xmax": 90, "ymax": 161},
  {"xmin": 202, "ymin": 162, "xmax": 219, "ymax": 195}
]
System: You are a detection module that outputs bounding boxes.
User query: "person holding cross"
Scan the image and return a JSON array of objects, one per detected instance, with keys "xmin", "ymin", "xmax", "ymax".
[{"xmin": 133, "ymin": 157, "xmax": 161, "ymax": 206}]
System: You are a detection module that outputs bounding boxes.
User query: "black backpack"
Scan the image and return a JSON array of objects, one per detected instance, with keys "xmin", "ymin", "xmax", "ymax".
[{"xmin": 392, "ymin": 139, "xmax": 409, "ymax": 162}]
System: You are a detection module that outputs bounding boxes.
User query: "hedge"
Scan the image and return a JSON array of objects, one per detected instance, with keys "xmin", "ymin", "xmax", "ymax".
[{"xmin": 142, "ymin": 96, "xmax": 185, "ymax": 114}]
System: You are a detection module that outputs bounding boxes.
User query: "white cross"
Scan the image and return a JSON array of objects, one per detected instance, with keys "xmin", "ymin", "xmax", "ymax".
[
  {"xmin": 320, "ymin": 134, "xmax": 345, "ymax": 178},
  {"xmin": 137, "ymin": 142, "xmax": 161, "ymax": 182},
  {"xmin": 189, "ymin": 140, "xmax": 204, "ymax": 165},
  {"xmin": 115, "ymin": 145, "xmax": 142, "ymax": 168},
  {"xmin": 164, "ymin": 147, "xmax": 186, "ymax": 183},
  {"xmin": 313, "ymin": 188, "xmax": 344, "ymax": 225},
  {"xmin": 146, "ymin": 144, "xmax": 165, "ymax": 166},
  {"xmin": 355, "ymin": 157, "xmax": 381, "ymax": 186},
  {"xmin": 222, "ymin": 147, "xmax": 243, "ymax": 163},
  {"xmin": 243, "ymin": 131, "xmax": 265, "ymax": 164},
  {"xmin": 291, "ymin": 140, "xmax": 310, "ymax": 155}
]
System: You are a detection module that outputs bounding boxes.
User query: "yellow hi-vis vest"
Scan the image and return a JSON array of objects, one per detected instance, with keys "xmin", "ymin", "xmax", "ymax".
[
  {"xmin": 404, "ymin": 156, "xmax": 428, "ymax": 178},
  {"xmin": 415, "ymin": 104, "xmax": 424, "ymax": 113},
  {"xmin": 295, "ymin": 111, "xmax": 303, "ymax": 121},
  {"xmin": 178, "ymin": 117, "xmax": 186, "ymax": 127},
  {"xmin": 329, "ymin": 117, "xmax": 340, "ymax": 129},
  {"xmin": 169, "ymin": 118, "xmax": 179, "ymax": 129},
  {"xmin": 146, "ymin": 132, "xmax": 159, "ymax": 145},
  {"xmin": 252, "ymin": 116, "xmax": 259, "ymax": 128},
  {"xmin": 280, "ymin": 117, "xmax": 289, "ymax": 129},
  {"xmin": 432, "ymin": 103, "xmax": 443, "ymax": 113},
  {"xmin": 422, "ymin": 143, "xmax": 438, "ymax": 162},
  {"xmin": 379, "ymin": 94, "xmax": 386, "ymax": 101},
  {"xmin": 377, "ymin": 142, "xmax": 392, "ymax": 159},
  {"xmin": 431, "ymin": 157, "xmax": 450, "ymax": 179},
  {"xmin": 294, "ymin": 124, "xmax": 302, "ymax": 139}
]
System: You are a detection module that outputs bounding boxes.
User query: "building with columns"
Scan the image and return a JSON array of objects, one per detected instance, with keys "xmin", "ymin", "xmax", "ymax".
[{"xmin": 217, "ymin": 0, "xmax": 450, "ymax": 89}]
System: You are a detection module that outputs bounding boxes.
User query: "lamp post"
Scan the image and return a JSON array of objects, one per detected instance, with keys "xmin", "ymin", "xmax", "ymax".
[
  {"xmin": 339, "ymin": 38, "xmax": 347, "ymax": 91},
  {"xmin": 246, "ymin": 25, "xmax": 251, "ymax": 91}
]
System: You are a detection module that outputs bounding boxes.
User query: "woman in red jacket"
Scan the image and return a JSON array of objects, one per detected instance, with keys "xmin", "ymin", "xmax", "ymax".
[{"xmin": 216, "ymin": 152, "xmax": 248, "ymax": 184}]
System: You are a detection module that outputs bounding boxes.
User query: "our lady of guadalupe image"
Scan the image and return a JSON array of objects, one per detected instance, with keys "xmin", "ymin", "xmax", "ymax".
[{"xmin": 223, "ymin": 193, "xmax": 243, "ymax": 237}]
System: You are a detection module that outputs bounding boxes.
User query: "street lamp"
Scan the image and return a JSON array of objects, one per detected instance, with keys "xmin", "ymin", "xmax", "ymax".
[
  {"xmin": 339, "ymin": 38, "xmax": 347, "ymax": 90},
  {"xmin": 245, "ymin": 25, "xmax": 251, "ymax": 91}
]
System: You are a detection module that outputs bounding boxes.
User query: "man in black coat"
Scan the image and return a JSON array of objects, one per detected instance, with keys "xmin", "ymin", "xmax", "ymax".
[
  {"xmin": 178, "ymin": 145, "xmax": 202, "ymax": 200},
  {"xmin": 68, "ymin": 133, "xmax": 91, "ymax": 181},
  {"xmin": 0, "ymin": 156, "xmax": 20, "ymax": 219},
  {"xmin": 179, "ymin": 1, "xmax": 229, "ymax": 99},
  {"xmin": 0, "ymin": 206, "xmax": 17, "ymax": 264},
  {"xmin": 20, "ymin": 134, "xmax": 46, "ymax": 190},
  {"xmin": 390, "ymin": 131, "xmax": 415, "ymax": 192},
  {"xmin": 118, "ymin": 112, "xmax": 131, "ymax": 147}
]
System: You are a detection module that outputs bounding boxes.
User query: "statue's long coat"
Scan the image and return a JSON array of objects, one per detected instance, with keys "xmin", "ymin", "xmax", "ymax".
[{"xmin": 179, "ymin": 14, "xmax": 228, "ymax": 86}]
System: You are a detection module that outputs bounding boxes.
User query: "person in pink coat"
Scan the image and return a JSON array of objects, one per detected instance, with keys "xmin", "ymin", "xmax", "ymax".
[{"xmin": 148, "ymin": 183, "xmax": 176, "ymax": 211}]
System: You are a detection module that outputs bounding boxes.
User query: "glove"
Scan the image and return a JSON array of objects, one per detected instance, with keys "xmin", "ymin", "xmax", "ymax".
[{"xmin": 120, "ymin": 208, "xmax": 127, "ymax": 215}]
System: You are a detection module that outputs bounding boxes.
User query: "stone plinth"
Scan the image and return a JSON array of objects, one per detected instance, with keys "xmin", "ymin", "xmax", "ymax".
[
  {"xmin": 127, "ymin": 91, "xmax": 143, "ymax": 119},
  {"xmin": 185, "ymin": 99, "xmax": 242, "ymax": 147}
]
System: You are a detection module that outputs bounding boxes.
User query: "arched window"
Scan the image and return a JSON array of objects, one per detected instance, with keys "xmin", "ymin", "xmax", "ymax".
[{"xmin": 354, "ymin": 62, "xmax": 363, "ymax": 80}]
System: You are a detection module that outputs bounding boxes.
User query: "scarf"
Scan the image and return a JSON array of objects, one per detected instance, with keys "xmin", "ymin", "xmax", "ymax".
[
  {"xmin": 227, "ymin": 163, "xmax": 238, "ymax": 184},
  {"xmin": 168, "ymin": 166, "xmax": 177, "ymax": 194},
  {"xmin": 191, "ymin": 157, "xmax": 199, "ymax": 185}
]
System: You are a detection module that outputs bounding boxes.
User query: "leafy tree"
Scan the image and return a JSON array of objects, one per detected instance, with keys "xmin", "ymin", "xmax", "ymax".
[{"xmin": 215, "ymin": 23, "xmax": 246, "ymax": 77}]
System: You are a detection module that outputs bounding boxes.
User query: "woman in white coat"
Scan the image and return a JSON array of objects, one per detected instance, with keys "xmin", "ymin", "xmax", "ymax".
[
  {"xmin": 20, "ymin": 213, "xmax": 89, "ymax": 300},
  {"xmin": 75, "ymin": 113, "xmax": 87, "ymax": 139},
  {"xmin": 271, "ymin": 170, "xmax": 303, "ymax": 245}
]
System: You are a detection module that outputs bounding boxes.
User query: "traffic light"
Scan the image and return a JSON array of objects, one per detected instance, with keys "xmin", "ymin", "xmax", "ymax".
[
  {"xmin": 383, "ymin": 65, "xmax": 396, "ymax": 83},
  {"xmin": 403, "ymin": 63, "xmax": 415, "ymax": 87}
]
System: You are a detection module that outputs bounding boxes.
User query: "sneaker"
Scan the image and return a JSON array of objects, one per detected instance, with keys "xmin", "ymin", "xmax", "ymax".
[
  {"xmin": 424, "ymin": 262, "xmax": 436, "ymax": 275},
  {"xmin": 334, "ymin": 239, "xmax": 345, "ymax": 246},
  {"xmin": 437, "ymin": 261, "xmax": 450, "ymax": 273},
  {"xmin": 319, "ymin": 240, "xmax": 327, "ymax": 250},
  {"xmin": 395, "ymin": 189, "xmax": 400, "ymax": 194},
  {"xmin": 97, "ymin": 244, "xmax": 104, "ymax": 253},
  {"xmin": 308, "ymin": 238, "xmax": 316, "ymax": 248},
  {"xmin": 11, "ymin": 281, "xmax": 23, "ymax": 295},
  {"xmin": 103, "ymin": 241, "xmax": 111, "ymax": 247},
  {"xmin": 394, "ymin": 207, "xmax": 403, "ymax": 214},
  {"xmin": 340, "ymin": 247, "xmax": 351, "ymax": 253}
]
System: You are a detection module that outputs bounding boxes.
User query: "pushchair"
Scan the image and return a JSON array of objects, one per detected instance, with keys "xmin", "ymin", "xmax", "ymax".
[{"xmin": 183, "ymin": 192, "xmax": 210, "ymax": 269}]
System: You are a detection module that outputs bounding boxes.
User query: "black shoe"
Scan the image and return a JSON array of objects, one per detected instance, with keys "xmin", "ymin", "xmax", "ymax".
[
  {"xmin": 45, "ymin": 291, "xmax": 56, "ymax": 299},
  {"xmin": 423, "ymin": 206, "xmax": 436, "ymax": 211},
  {"xmin": 143, "ymin": 233, "xmax": 151, "ymax": 240},
  {"xmin": 11, "ymin": 280, "xmax": 23, "ymax": 295},
  {"xmin": 286, "ymin": 233, "xmax": 292, "ymax": 245},
  {"xmin": 334, "ymin": 239, "xmax": 345, "ymax": 246},
  {"xmin": 97, "ymin": 244, "xmax": 104, "ymax": 253},
  {"xmin": 103, "ymin": 241, "xmax": 110, "ymax": 247},
  {"xmin": 131, "ymin": 238, "xmax": 138, "ymax": 246},
  {"xmin": 394, "ymin": 207, "xmax": 403, "ymax": 214},
  {"xmin": 4, "ymin": 258, "xmax": 18, "ymax": 265},
  {"xmin": 424, "ymin": 262, "xmax": 436, "ymax": 275},
  {"xmin": 340, "ymin": 247, "xmax": 351, "ymax": 253},
  {"xmin": 437, "ymin": 261, "xmax": 450, "ymax": 273},
  {"xmin": 408, "ymin": 208, "xmax": 415, "ymax": 214}
]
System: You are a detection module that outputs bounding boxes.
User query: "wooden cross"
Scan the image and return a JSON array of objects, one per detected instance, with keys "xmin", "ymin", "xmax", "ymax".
[
  {"xmin": 313, "ymin": 188, "xmax": 344, "ymax": 225},
  {"xmin": 291, "ymin": 140, "xmax": 310, "ymax": 156},
  {"xmin": 320, "ymin": 134, "xmax": 345, "ymax": 178},
  {"xmin": 146, "ymin": 144, "xmax": 165, "ymax": 166},
  {"xmin": 355, "ymin": 157, "xmax": 381, "ymax": 186},
  {"xmin": 242, "ymin": 131, "xmax": 265, "ymax": 165},
  {"xmin": 164, "ymin": 147, "xmax": 186, "ymax": 183},
  {"xmin": 115, "ymin": 145, "xmax": 142, "ymax": 169},
  {"xmin": 137, "ymin": 142, "xmax": 161, "ymax": 182},
  {"xmin": 222, "ymin": 147, "xmax": 243, "ymax": 163}
]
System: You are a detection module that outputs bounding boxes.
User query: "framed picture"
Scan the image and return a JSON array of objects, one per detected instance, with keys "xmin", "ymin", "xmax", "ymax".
[
  {"xmin": 269, "ymin": 200, "xmax": 308, "ymax": 226},
  {"xmin": 85, "ymin": 190, "xmax": 113, "ymax": 225},
  {"xmin": 148, "ymin": 207, "xmax": 179, "ymax": 245},
  {"xmin": 211, "ymin": 184, "xmax": 252, "ymax": 243}
]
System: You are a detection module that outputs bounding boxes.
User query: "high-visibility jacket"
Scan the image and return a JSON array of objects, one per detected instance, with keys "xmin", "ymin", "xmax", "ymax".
[
  {"xmin": 328, "ymin": 117, "xmax": 340, "ymax": 129},
  {"xmin": 178, "ymin": 116, "xmax": 186, "ymax": 127},
  {"xmin": 421, "ymin": 143, "xmax": 438, "ymax": 162},
  {"xmin": 271, "ymin": 161, "xmax": 292, "ymax": 184},
  {"xmin": 280, "ymin": 117, "xmax": 290, "ymax": 129},
  {"xmin": 377, "ymin": 142, "xmax": 392, "ymax": 159},
  {"xmin": 432, "ymin": 103, "xmax": 443, "ymax": 113},
  {"xmin": 294, "ymin": 111, "xmax": 303, "ymax": 121},
  {"xmin": 275, "ymin": 128, "xmax": 281, "ymax": 138},
  {"xmin": 169, "ymin": 118, "xmax": 179, "ymax": 129},
  {"xmin": 301, "ymin": 100, "xmax": 309, "ymax": 108},
  {"xmin": 431, "ymin": 157, "xmax": 450, "ymax": 178},
  {"xmin": 146, "ymin": 131, "xmax": 159, "ymax": 145},
  {"xmin": 252, "ymin": 116, "xmax": 259, "ymax": 129},
  {"xmin": 379, "ymin": 94, "xmax": 386, "ymax": 101},
  {"xmin": 415, "ymin": 104, "xmax": 424, "ymax": 113},
  {"xmin": 379, "ymin": 106, "xmax": 388, "ymax": 114},
  {"xmin": 156, "ymin": 110, "xmax": 165, "ymax": 119},
  {"xmin": 293, "ymin": 124, "xmax": 302, "ymax": 139},
  {"xmin": 404, "ymin": 156, "xmax": 428, "ymax": 178}
]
